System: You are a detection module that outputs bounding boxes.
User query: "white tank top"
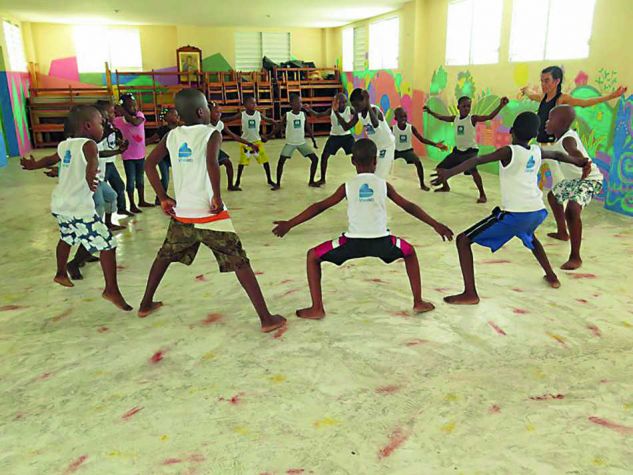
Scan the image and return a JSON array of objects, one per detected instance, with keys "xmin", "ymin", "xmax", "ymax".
[
  {"xmin": 285, "ymin": 110, "xmax": 306, "ymax": 145},
  {"xmin": 51, "ymin": 138, "xmax": 96, "ymax": 218},
  {"xmin": 552, "ymin": 129, "xmax": 603, "ymax": 182},
  {"xmin": 499, "ymin": 145, "xmax": 544, "ymax": 212},
  {"xmin": 454, "ymin": 115, "xmax": 477, "ymax": 151},
  {"xmin": 212, "ymin": 120, "xmax": 224, "ymax": 133},
  {"xmin": 241, "ymin": 111, "xmax": 261, "ymax": 142},
  {"xmin": 330, "ymin": 106, "xmax": 352, "ymax": 136},
  {"xmin": 360, "ymin": 105, "xmax": 394, "ymax": 149},
  {"xmin": 344, "ymin": 173, "xmax": 389, "ymax": 239},
  {"xmin": 392, "ymin": 123, "xmax": 413, "ymax": 151},
  {"xmin": 167, "ymin": 124, "xmax": 224, "ymax": 219}
]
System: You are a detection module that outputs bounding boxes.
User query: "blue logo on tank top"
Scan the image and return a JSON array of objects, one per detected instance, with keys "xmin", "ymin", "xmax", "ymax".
[
  {"xmin": 457, "ymin": 125, "xmax": 465, "ymax": 135},
  {"xmin": 62, "ymin": 150, "xmax": 71, "ymax": 165},
  {"xmin": 248, "ymin": 119, "xmax": 256, "ymax": 128},
  {"xmin": 399, "ymin": 134, "xmax": 407, "ymax": 143},
  {"xmin": 293, "ymin": 119, "xmax": 301, "ymax": 128},
  {"xmin": 359, "ymin": 183, "xmax": 374, "ymax": 201},
  {"xmin": 365, "ymin": 124, "xmax": 375, "ymax": 135},
  {"xmin": 379, "ymin": 149, "xmax": 386, "ymax": 159},
  {"xmin": 178, "ymin": 143, "xmax": 193, "ymax": 162},
  {"xmin": 526, "ymin": 155, "xmax": 536, "ymax": 171}
]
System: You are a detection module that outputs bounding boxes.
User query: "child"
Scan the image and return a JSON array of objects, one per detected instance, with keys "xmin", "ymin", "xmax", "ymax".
[
  {"xmin": 209, "ymin": 102, "xmax": 262, "ymax": 191},
  {"xmin": 113, "ymin": 93, "xmax": 154, "ymax": 212},
  {"xmin": 272, "ymin": 138, "xmax": 454, "ymax": 319},
  {"xmin": 20, "ymin": 105, "xmax": 131, "ymax": 311},
  {"xmin": 139, "ymin": 88, "xmax": 286, "ymax": 333},
  {"xmin": 431, "ymin": 112, "xmax": 589, "ymax": 305},
  {"xmin": 222, "ymin": 96, "xmax": 276, "ymax": 188},
  {"xmin": 545, "ymin": 105, "xmax": 603, "ymax": 270},
  {"xmin": 333, "ymin": 88, "xmax": 395, "ymax": 180},
  {"xmin": 146, "ymin": 107, "xmax": 180, "ymax": 204},
  {"xmin": 95, "ymin": 100, "xmax": 131, "ymax": 216},
  {"xmin": 271, "ymin": 93, "xmax": 320, "ymax": 190},
  {"xmin": 424, "ymin": 96, "xmax": 509, "ymax": 203},
  {"xmin": 304, "ymin": 93, "xmax": 356, "ymax": 185},
  {"xmin": 392, "ymin": 107, "xmax": 448, "ymax": 191}
]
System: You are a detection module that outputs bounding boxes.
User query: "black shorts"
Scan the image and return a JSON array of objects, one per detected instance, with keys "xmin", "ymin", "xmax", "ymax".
[
  {"xmin": 313, "ymin": 234, "xmax": 414, "ymax": 266},
  {"xmin": 324, "ymin": 135, "xmax": 355, "ymax": 156},
  {"xmin": 436, "ymin": 147, "xmax": 478, "ymax": 175},
  {"xmin": 218, "ymin": 149, "xmax": 230, "ymax": 164},
  {"xmin": 394, "ymin": 149, "xmax": 420, "ymax": 164}
]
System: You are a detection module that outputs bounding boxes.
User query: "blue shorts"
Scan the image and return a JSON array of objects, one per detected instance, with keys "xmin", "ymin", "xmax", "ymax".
[{"xmin": 464, "ymin": 207, "xmax": 547, "ymax": 252}]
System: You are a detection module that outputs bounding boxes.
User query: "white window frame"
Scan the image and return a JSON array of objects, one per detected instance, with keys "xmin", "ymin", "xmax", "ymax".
[
  {"xmin": 445, "ymin": 0, "xmax": 503, "ymax": 66},
  {"xmin": 73, "ymin": 26, "xmax": 143, "ymax": 72},
  {"xmin": 342, "ymin": 27, "xmax": 354, "ymax": 72},
  {"xmin": 235, "ymin": 31, "xmax": 291, "ymax": 71},
  {"xmin": 2, "ymin": 20, "xmax": 28, "ymax": 72},
  {"xmin": 353, "ymin": 26, "xmax": 367, "ymax": 71},
  {"xmin": 368, "ymin": 16, "xmax": 400, "ymax": 70}
]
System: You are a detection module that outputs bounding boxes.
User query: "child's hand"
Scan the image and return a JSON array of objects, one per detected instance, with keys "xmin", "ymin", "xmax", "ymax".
[
  {"xmin": 250, "ymin": 142, "xmax": 260, "ymax": 153},
  {"xmin": 611, "ymin": 86, "xmax": 627, "ymax": 99},
  {"xmin": 500, "ymin": 97, "xmax": 510, "ymax": 107},
  {"xmin": 160, "ymin": 197, "xmax": 176, "ymax": 217},
  {"xmin": 44, "ymin": 167, "xmax": 58, "ymax": 178},
  {"xmin": 88, "ymin": 173, "xmax": 100, "ymax": 192},
  {"xmin": 433, "ymin": 222, "xmax": 454, "ymax": 242},
  {"xmin": 431, "ymin": 168, "xmax": 451, "ymax": 186},
  {"xmin": 423, "ymin": 105, "xmax": 430, "ymax": 113},
  {"xmin": 272, "ymin": 220, "xmax": 291, "ymax": 237},
  {"xmin": 436, "ymin": 141, "xmax": 448, "ymax": 151},
  {"xmin": 210, "ymin": 195, "xmax": 224, "ymax": 214},
  {"xmin": 120, "ymin": 140, "xmax": 129, "ymax": 152},
  {"xmin": 581, "ymin": 159, "xmax": 592, "ymax": 179},
  {"xmin": 20, "ymin": 155, "xmax": 37, "ymax": 170}
]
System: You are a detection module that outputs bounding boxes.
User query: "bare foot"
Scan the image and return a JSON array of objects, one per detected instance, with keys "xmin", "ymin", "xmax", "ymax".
[
  {"xmin": 270, "ymin": 184, "xmax": 281, "ymax": 191},
  {"xmin": 308, "ymin": 181, "xmax": 321, "ymax": 188},
  {"xmin": 138, "ymin": 301, "xmax": 163, "ymax": 318},
  {"xmin": 228, "ymin": 185, "xmax": 242, "ymax": 191},
  {"xmin": 67, "ymin": 262, "xmax": 83, "ymax": 280},
  {"xmin": 85, "ymin": 255, "xmax": 100, "ymax": 263},
  {"xmin": 118, "ymin": 209, "xmax": 134, "ymax": 217},
  {"xmin": 107, "ymin": 224, "xmax": 126, "ymax": 232},
  {"xmin": 53, "ymin": 274, "xmax": 74, "ymax": 287},
  {"xmin": 130, "ymin": 206, "xmax": 143, "ymax": 213},
  {"xmin": 102, "ymin": 291, "xmax": 133, "ymax": 311},
  {"xmin": 544, "ymin": 275, "xmax": 561, "ymax": 289},
  {"xmin": 477, "ymin": 196, "xmax": 488, "ymax": 204},
  {"xmin": 547, "ymin": 232, "xmax": 569, "ymax": 241},
  {"xmin": 421, "ymin": 184, "xmax": 430, "ymax": 191},
  {"xmin": 296, "ymin": 306, "xmax": 326, "ymax": 320},
  {"xmin": 561, "ymin": 258, "xmax": 582, "ymax": 270},
  {"xmin": 434, "ymin": 186, "xmax": 450, "ymax": 193},
  {"xmin": 260, "ymin": 314, "xmax": 287, "ymax": 333},
  {"xmin": 138, "ymin": 201, "xmax": 155, "ymax": 208},
  {"xmin": 267, "ymin": 181, "xmax": 276, "ymax": 187},
  {"xmin": 444, "ymin": 292, "xmax": 480, "ymax": 305},
  {"xmin": 316, "ymin": 179, "xmax": 326, "ymax": 186},
  {"xmin": 413, "ymin": 300, "xmax": 435, "ymax": 313}
]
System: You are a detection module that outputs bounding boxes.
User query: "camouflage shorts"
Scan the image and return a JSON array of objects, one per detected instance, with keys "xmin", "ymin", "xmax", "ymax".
[
  {"xmin": 157, "ymin": 219, "xmax": 250, "ymax": 272},
  {"xmin": 552, "ymin": 179, "xmax": 602, "ymax": 207}
]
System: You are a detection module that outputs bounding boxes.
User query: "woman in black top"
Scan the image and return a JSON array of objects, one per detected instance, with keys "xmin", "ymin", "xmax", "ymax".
[{"xmin": 147, "ymin": 107, "xmax": 180, "ymax": 204}]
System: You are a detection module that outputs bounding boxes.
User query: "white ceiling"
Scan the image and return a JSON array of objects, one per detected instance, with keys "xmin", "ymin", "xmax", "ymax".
[{"xmin": 0, "ymin": 0, "xmax": 409, "ymax": 27}]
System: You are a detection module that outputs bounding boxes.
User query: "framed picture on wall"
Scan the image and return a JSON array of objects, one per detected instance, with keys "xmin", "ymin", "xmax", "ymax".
[{"xmin": 177, "ymin": 45, "xmax": 202, "ymax": 83}]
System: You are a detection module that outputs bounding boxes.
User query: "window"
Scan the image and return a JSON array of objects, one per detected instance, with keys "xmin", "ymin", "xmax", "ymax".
[
  {"xmin": 369, "ymin": 17, "xmax": 399, "ymax": 70},
  {"xmin": 73, "ymin": 26, "xmax": 142, "ymax": 72},
  {"xmin": 342, "ymin": 27, "xmax": 354, "ymax": 72},
  {"xmin": 2, "ymin": 20, "xmax": 28, "ymax": 71},
  {"xmin": 510, "ymin": 0, "xmax": 596, "ymax": 61},
  {"xmin": 235, "ymin": 32, "xmax": 290, "ymax": 71},
  {"xmin": 445, "ymin": 0, "xmax": 503, "ymax": 66},
  {"xmin": 353, "ymin": 26, "xmax": 367, "ymax": 71}
]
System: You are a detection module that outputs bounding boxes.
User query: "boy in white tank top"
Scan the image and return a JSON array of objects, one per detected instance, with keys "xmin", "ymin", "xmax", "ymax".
[
  {"xmin": 393, "ymin": 107, "xmax": 448, "ymax": 190},
  {"xmin": 20, "ymin": 105, "xmax": 131, "ymax": 311},
  {"xmin": 432, "ymin": 112, "xmax": 589, "ymax": 305},
  {"xmin": 272, "ymin": 139, "xmax": 454, "ymax": 319},
  {"xmin": 335, "ymin": 88, "xmax": 395, "ymax": 180},
  {"xmin": 221, "ymin": 96, "xmax": 277, "ymax": 188},
  {"xmin": 140, "ymin": 89, "xmax": 285, "ymax": 333},
  {"xmin": 271, "ymin": 93, "xmax": 320, "ymax": 190},
  {"xmin": 545, "ymin": 105, "xmax": 603, "ymax": 270},
  {"xmin": 425, "ymin": 96, "xmax": 509, "ymax": 203},
  {"xmin": 304, "ymin": 93, "xmax": 356, "ymax": 185}
]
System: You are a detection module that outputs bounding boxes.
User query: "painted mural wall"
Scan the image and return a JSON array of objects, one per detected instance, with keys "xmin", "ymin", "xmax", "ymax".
[{"xmin": 342, "ymin": 67, "xmax": 633, "ymax": 217}]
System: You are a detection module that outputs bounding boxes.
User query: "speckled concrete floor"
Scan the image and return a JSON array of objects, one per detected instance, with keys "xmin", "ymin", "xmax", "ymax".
[{"xmin": 1, "ymin": 138, "xmax": 632, "ymax": 475}]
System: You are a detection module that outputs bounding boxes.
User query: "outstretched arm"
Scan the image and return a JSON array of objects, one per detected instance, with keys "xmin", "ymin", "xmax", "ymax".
[
  {"xmin": 520, "ymin": 87, "xmax": 543, "ymax": 102},
  {"xmin": 411, "ymin": 125, "xmax": 448, "ymax": 151},
  {"xmin": 261, "ymin": 114, "xmax": 278, "ymax": 125},
  {"xmin": 223, "ymin": 127, "xmax": 259, "ymax": 152},
  {"xmin": 304, "ymin": 106, "xmax": 331, "ymax": 118},
  {"xmin": 387, "ymin": 183, "xmax": 454, "ymax": 241},
  {"xmin": 305, "ymin": 116, "xmax": 317, "ymax": 148},
  {"xmin": 560, "ymin": 86, "xmax": 627, "ymax": 107},
  {"xmin": 222, "ymin": 112, "xmax": 242, "ymax": 123},
  {"xmin": 20, "ymin": 152, "xmax": 60, "ymax": 170},
  {"xmin": 542, "ymin": 141, "xmax": 589, "ymax": 168},
  {"xmin": 432, "ymin": 146, "xmax": 512, "ymax": 185},
  {"xmin": 83, "ymin": 140, "xmax": 99, "ymax": 192},
  {"xmin": 473, "ymin": 97, "xmax": 509, "ymax": 122},
  {"xmin": 272, "ymin": 184, "xmax": 346, "ymax": 237},
  {"xmin": 423, "ymin": 105, "xmax": 455, "ymax": 122}
]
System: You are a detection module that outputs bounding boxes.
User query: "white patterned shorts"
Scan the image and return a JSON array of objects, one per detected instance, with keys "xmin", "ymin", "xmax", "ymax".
[
  {"xmin": 53, "ymin": 214, "xmax": 116, "ymax": 253},
  {"xmin": 552, "ymin": 179, "xmax": 602, "ymax": 207}
]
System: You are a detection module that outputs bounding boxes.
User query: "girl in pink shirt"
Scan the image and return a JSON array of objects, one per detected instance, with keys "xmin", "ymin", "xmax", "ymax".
[{"xmin": 113, "ymin": 93, "xmax": 154, "ymax": 212}]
